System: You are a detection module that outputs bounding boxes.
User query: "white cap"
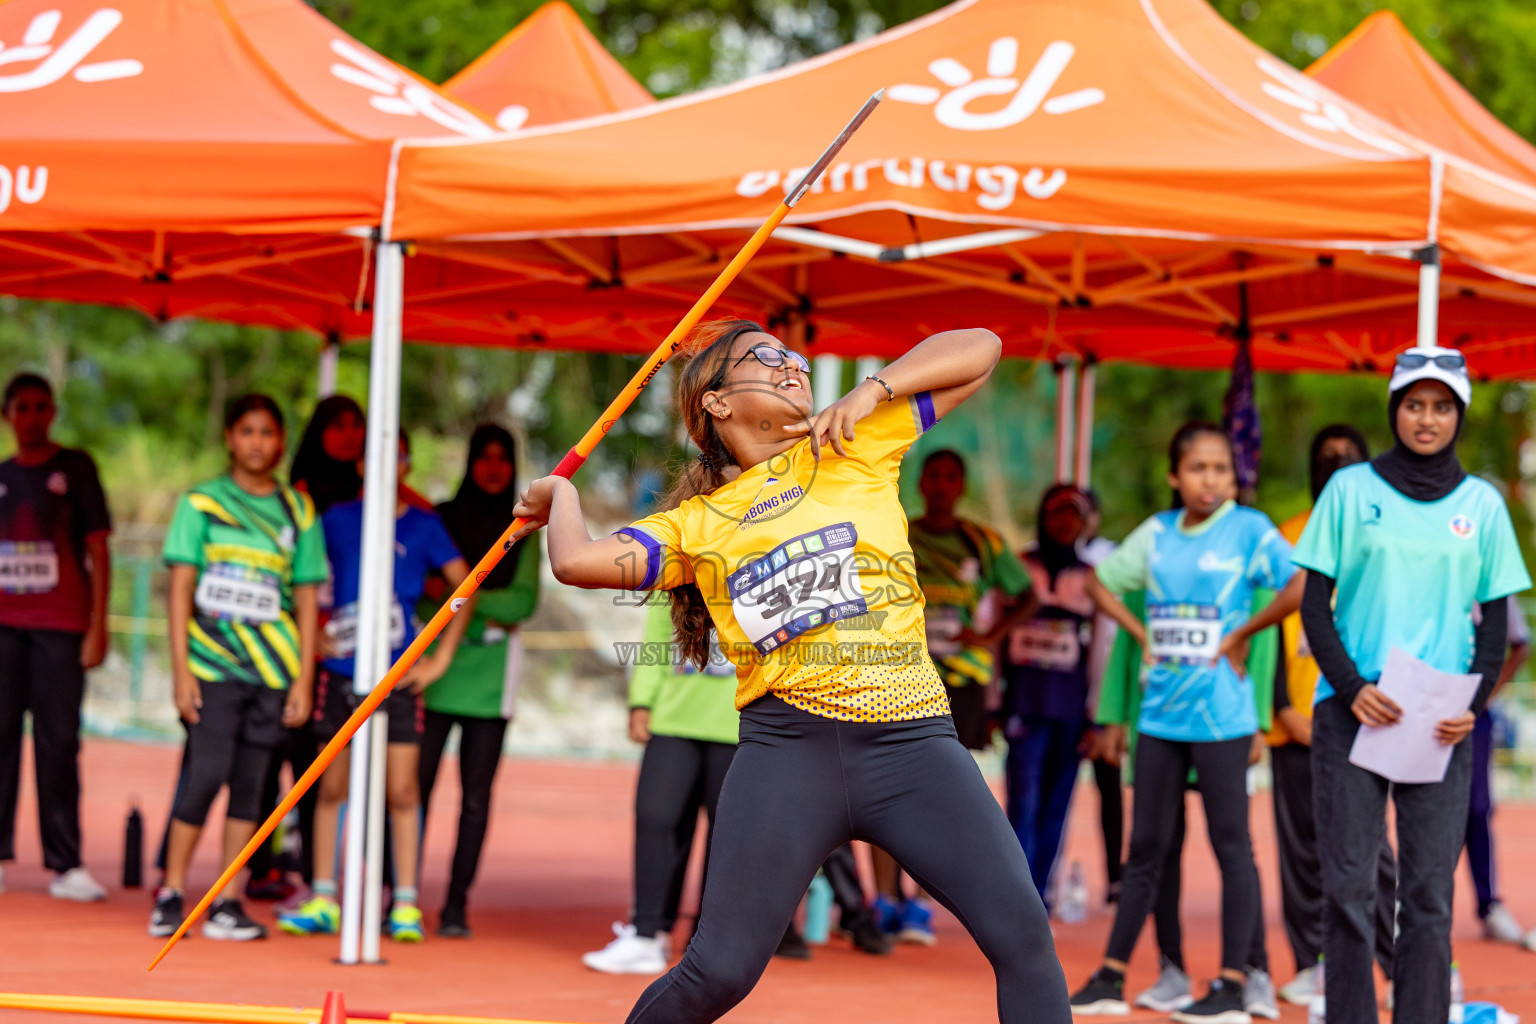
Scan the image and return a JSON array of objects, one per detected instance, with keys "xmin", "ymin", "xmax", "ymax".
[{"xmin": 1388, "ymin": 345, "xmax": 1471, "ymax": 406}]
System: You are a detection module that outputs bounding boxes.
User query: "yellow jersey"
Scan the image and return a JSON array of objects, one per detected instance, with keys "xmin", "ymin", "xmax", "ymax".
[{"xmin": 619, "ymin": 392, "xmax": 949, "ymax": 723}]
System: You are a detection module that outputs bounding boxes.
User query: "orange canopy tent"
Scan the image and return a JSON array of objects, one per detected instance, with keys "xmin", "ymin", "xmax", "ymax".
[
  {"xmin": 383, "ymin": 0, "xmax": 1536, "ymax": 377},
  {"xmin": 1307, "ymin": 11, "xmax": 1536, "ymax": 290},
  {"xmin": 0, "ymin": 0, "xmax": 503, "ymax": 338},
  {"xmin": 442, "ymin": 1, "xmax": 652, "ymax": 132}
]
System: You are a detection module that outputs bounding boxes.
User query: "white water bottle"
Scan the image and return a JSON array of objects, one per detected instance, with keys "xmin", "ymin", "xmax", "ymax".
[
  {"xmin": 1450, "ymin": 961, "xmax": 1465, "ymax": 1024},
  {"xmin": 1308, "ymin": 957, "xmax": 1325, "ymax": 1024},
  {"xmin": 1059, "ymin": 861, "xmax": 1088, "ymax": 924}
]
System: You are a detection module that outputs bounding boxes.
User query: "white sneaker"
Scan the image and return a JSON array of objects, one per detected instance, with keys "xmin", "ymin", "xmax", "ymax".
[
  {"xmin": 1484, "ymin": 903, "xmax": 1524, "ymax": 944},
  {"xmin": 1135, "ymin": 958, "xmax": 1194, "ymax": 1012},
  {"xmin": 49, "ymin": 866, "xmax": 106, "ymax": 902},
  {"xmin": 582, "ymin": 922, "xmax": 667, "ymax": 975},
  {"xmin": 1244, "ymin": 969, "xmax": 1281, "ymax": 1020},
  {"xmin": 1278, "ymin": 965, "xmax": 1318, "ymax": 1006}
]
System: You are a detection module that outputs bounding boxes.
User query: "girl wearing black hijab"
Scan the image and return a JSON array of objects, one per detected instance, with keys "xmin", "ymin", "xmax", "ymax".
[
  {"xmin": 1293, "ymin": 347, "xmax": 1530, "ymax": 1024},
  {"xmin": 418, "ymin": 424, "xmax": 540, "ymax": 937},
  {"xmin": 289, "ymin": 396, "xmax": 366, "ymax": 515}
]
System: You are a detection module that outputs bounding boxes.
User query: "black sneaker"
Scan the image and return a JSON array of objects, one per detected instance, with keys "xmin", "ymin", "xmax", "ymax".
[
  {"xmin": 1070, "ymin": 968, "xmax": 1130, "ymax": 1016},
  {"xmin": 438, "ymin": 902, "xmax": 472, "ymax": 938},
  {"xmin": 774, "ymin": 922, "xmax": 812, "ymax": 960},
  {"xmin": 840, "ymin": 908, "xmax": 892, "ymax": 955},
  {"xmin": 203, "ymin": 898, "xmax": 268, "ymax": 941},
  {"xmin": 149, "ymin": 888, "xmax": 186, "ymax": 938},
  {"xmin": 1171, "ymin": 979, "xmax": 1252, "ymax": 1024}
]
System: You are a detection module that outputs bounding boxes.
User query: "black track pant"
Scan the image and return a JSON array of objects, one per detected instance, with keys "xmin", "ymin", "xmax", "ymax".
[
  {"xmin": 419, "ymin": 711, "xmax": 511, "ymax": 912},
  {"xmin": 1315, "ymin": 696, "xmax": 1469, "ymax": 1024},
  {"xmin": 1105, "ymin": 733, "xmax": 1259, "ymax": 973},
  {"xmin": 1093, "ymin": 756, "xmax": 1123, "ymax": 894},
  {"xmin": 1272, "ymin": 741, "xmax": 1398, "ymax": 978},
  {"xmin": 625, "ymin": 697, "xmax": 1068, "ymax": 1024},
  {"xmin": 0, "ymin": 626, "xmax": 85, "ymax": 872},
  {"xmin": 631, "ymin": 733, "xmax": 735, "ymax": 938}
]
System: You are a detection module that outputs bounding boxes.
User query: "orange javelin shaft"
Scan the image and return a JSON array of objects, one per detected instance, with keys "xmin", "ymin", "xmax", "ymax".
[{"xmin": 149, "ymin": 87, "xmax": 883, "ymax": 971}]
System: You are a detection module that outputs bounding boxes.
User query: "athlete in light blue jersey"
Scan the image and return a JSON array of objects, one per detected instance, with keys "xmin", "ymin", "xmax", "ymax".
[
  {"xmin": 1294, "ymin": 347, "xmax": 1531, "ymax": 1024},
  {"xmin": 1069, "ymin": 422, "xmax": 1304, "ymax": 1023}
]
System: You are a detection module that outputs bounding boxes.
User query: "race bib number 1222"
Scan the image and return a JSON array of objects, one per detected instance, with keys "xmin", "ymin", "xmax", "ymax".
[{"xmin": 726, "ymin": 523, "xmax": 869, "ymax": 655}]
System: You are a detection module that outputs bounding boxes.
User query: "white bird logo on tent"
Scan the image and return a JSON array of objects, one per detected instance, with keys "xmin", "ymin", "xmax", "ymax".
[
  {"xmin": 328, "ymin": 38, "xmax": 494, "ymax": 138},
  {"xmin": 1254, "ymin": 57, "xmax": 1411, "ymax": 157},
  {"xmin": 888, "ymin": 38, "xmax": 1104, "ymax": 132},
  {"xmin": 0, "ymin": 9, "xmax": 142, "ymax": 93}
]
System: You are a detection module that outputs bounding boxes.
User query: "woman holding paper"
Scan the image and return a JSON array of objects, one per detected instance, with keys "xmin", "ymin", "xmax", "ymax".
[{"xmin": 1293, "ymin": 347, "xmax": 1531, "ymax": 1024}]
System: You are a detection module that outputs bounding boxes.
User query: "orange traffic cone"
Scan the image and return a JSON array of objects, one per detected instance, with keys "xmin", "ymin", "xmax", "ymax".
[{"xmin": 319, "ymin": 991, "xmax": 347, "ymax": 1024}]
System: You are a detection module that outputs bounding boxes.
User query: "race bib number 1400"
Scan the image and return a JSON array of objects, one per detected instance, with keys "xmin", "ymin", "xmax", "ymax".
[{"xmin": 726, "ymin": 523, "xmax": 869, "ymax": 655}]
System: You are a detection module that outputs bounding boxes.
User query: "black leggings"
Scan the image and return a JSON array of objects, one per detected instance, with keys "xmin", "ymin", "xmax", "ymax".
[
  {"xmin": 1155, "ymin": 788, "xmax": 1268, "ymax": 973},
  {"xmin": 632, "ymin": 734, "xmax": 735, "ymax": 937},
  {"xmin": 625, "ymin": 697, "xmax": 1068, "ymax": 1024},
  {"xmin": 1105, "ymin": 733, "xmax": 1259, "ymax": 973},
  {"xmin": 419, "ymin": 711, "xmax": 511, "ymax": 911}
]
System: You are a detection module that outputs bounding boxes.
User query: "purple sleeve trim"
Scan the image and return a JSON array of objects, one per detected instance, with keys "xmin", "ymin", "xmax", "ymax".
[
  {"xmin": 615, "ymin": 527, "xmax": 663, "ymax": 591},
  {"xmin": 913, "ymin": 390, "xmax": 939, "ymax": 432}
]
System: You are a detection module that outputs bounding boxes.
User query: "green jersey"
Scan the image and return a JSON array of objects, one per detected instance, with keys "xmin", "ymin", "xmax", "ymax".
[
  {"xmin": 421, "ymin": 543, "xmax": 541, "ymax": 720},
  {"xmin": 163, "ymin": 475, "xmax": 328, "ymax": 690},
  {"xmin": 629, "ymin": 597, "xmax": 740, "ymax": 746}
]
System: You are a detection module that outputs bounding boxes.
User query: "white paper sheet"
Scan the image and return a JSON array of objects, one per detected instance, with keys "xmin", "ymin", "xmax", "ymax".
[{"xmin": 1348, "ymin": 646, "xmax": 1481, "ymax": 785}]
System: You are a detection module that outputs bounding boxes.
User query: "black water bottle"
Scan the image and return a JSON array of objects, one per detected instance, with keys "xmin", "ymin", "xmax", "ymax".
[{"xmin": 123, "ymin": 804, "xmax": 143, "ymax": 889}]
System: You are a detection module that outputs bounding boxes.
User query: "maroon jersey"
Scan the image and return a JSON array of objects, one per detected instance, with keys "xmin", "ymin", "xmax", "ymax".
[{"xmin": 0, "ymin": 448, "xmax": 111, "ymax": 633}]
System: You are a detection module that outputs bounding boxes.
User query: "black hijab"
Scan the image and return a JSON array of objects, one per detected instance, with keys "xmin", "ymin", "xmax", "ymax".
[
  {"xmin": 1371, "ymin": 384, "xmax": 1466, "ymax": 502},
  {"xmin": 437, "ymin": 424, "xmax": 525, "ymax": 590},
  {"xmin": 289, "ymin": 395, "xmax": 365, "ymax": 515},
  {"xmin": 1035, "ymin": 484, "xmax": 1090, "ymax": 584},
  {"xmin": 1308, "ymin": 424, "xmax": 1371, "ymax": 501}
]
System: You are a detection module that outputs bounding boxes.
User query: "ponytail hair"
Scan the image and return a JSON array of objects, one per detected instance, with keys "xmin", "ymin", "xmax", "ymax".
[{"xmin": 662, "ymin": 319, "xmax": 765, "ymax": 669}]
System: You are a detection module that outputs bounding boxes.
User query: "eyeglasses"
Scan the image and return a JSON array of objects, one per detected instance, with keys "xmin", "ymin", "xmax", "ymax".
[
  {"xmin": 1395, "ymin": 351, "xmax": 1467, "ymax": 373},
  {"xmin": 733, "ymin": 344, "xmax": 811, "ymax": 375}
]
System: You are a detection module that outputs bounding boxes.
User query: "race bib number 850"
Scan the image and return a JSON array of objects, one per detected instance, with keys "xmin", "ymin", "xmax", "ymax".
[
  {"xmin": 1147, "ymin": 603, "xmax": 1222, "ymax": 665},
  {"xmin": 726, "ymin": 523, "xmax": 869, "ymax": 655}
]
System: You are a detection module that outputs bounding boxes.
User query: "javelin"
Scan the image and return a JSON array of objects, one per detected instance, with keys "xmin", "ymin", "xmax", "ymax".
[{"xmin": 149, "ymin": 86, "xmax": 884, "ymax": 970}]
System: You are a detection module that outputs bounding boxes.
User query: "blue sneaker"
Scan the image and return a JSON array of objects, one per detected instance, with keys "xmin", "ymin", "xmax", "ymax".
[
  {"xmin": 898, "ymin": 897, "xmax": 937, "ymax": 946},
  {"xmin": 872, "ymin": 894, "xmax": 901, "ymax": 935}
]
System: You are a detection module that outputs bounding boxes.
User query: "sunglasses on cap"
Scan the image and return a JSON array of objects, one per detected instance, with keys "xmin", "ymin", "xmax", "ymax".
[
  {"xmin": 733, "ymin": 344, "xmax": 811, "ymax": 375},
  {"xmin": 1395, "ymin": 351, "xmax": 1466, "ymax": 373}
]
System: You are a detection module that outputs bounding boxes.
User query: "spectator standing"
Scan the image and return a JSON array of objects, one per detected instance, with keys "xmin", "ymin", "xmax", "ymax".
[{"xmin": 0, "ymin": 372, "xmax": 112, "ymax": 901}]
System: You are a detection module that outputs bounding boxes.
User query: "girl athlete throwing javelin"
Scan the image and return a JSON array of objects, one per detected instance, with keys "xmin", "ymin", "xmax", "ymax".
[{"xmin": 514, "ymin": 321, "xmax": 1069, "ymax": 1024}]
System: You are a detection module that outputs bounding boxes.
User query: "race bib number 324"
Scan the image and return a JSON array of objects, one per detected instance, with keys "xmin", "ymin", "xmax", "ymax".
[{"xmin": 726, "ymin": 523, "xmax": 869, "ymax": 655}]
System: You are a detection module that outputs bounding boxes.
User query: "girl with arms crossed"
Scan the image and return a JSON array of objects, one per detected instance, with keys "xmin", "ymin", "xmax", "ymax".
[{"xmin": 514, "ymin": 320, "xmax": 1068, "ymax": 1024}]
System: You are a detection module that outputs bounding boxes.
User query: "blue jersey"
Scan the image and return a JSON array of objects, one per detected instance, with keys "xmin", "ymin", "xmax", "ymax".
[
  {"xmin": 321, "ymin": 500, "xmax": 461, "ymax": 678},
  {"xmin": 1096, "ymin": 501, "xmax": 1295, "ymax": 742},
  {"xmin": 1293, "ymin": 464, "xmax": 1530, "ymax": 703}
]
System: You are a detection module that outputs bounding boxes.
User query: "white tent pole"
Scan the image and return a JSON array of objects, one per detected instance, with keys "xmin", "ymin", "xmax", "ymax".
[
  {"xmin": 339, "ymin": 241, "xmax": 404, "ymax": 965},
  {"xmin": 854, "ymin": 356, "xmax": 883, "ymax": 392},
  {"xmin": 813, "ymin": 355, "xmax": 842, "ymax": 412},
  {"xmin": 317, "ymin": 337, "xmax": 340, "ymax": 398},
  {"xmin": 1054, "ymin": 361, "xmax": 1076, "ymax": 484},
  {"xmin": 1075, "ymin": 361, "xmax": 1096, "ymax": 489},
  {"xmin": 360, "ymin": 710, "xmax": 388, "ymax": 962},
  {"xmin": 1417, "ymin": 244, "xmax": 1441, "ymax": 346}
]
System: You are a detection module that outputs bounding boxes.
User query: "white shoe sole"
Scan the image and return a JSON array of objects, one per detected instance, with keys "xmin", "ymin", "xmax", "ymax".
[
  {"xmin": 1171, "ymin": 1009, "xmax": 1251, "ymax": 1024},
  {"xmin": 50, "ymin": 886, "xmax": 106, "ymax": 902},
  {"xmin": 202, "ymin": 924, "xmax": 266, "ymax": 940},
  {"xmin": 1245, "ymin": 1004, "xmax": 1281, "ymax": 1020},
  {"xmin": 580, "ymin": 955, "xmax": 665, "ymax": 975},
  {"xmin": 1136, "ymin": 994, "xmax": 1194, "ymax": 1012},
  {"xmin": 148, "ymin": 921, "xmax": 180, "ymax": 938},
  {"xmin": 1070, "ymin": 1000, "xmax": 1130, "ymax": 1016},
  {"xmin": 898, "ymin": 928, "xmax": 937, "ymax": 947},
  {"xmin": 1278, "ymin": 988, "xmax": 1313, "ymax": 1006}
]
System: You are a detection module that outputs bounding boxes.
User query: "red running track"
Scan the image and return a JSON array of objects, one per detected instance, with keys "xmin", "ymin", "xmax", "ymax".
[{"xmin": 3, "ymin": 738, "xmax": 1536, "ymax": 1023}]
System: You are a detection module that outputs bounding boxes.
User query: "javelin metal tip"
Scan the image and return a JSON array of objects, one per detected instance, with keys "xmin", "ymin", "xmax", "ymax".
[{"xmin": 872, "ymin": 87, "xmax": 886, "ymax": 101}]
